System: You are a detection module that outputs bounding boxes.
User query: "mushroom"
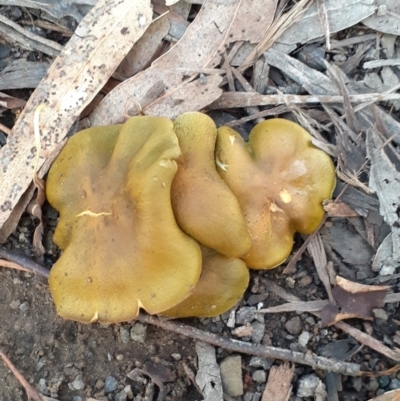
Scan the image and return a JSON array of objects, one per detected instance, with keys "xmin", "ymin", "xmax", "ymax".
[
  {"xmin": 162, "ymin": 246, "xmax": 249, "ymax": 318},
  {"xmin": 171, "ymin": 112, "xmax": 252, "ymax": 258},
  {"xmin": 46, "ymin": 116, "xmax": 202, "ymax": 323},
  {"xmin": 216, "ymin": 118, "xmax": 335, "ymax": 270}
]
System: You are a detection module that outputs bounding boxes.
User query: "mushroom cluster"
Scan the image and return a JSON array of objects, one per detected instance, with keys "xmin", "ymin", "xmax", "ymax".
[{"xmin": 46, "ymin": 112, "xmax": 335, "ymax": 323}]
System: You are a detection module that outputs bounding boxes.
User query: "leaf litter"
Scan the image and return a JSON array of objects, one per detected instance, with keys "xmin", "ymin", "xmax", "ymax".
[{"xmin": 1, "ymin": 0, "xmax": 400, "ymax": 400}]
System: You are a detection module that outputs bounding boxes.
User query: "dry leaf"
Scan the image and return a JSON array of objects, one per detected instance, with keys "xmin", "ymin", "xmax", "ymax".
[
  {"xmin": 195, "ymin": 342, "xmax": 223, "ymax": 401},
  {"xmin": 90, "ymin": 0, "xmax": 278, "ymax": 125},
  {"xmin": 0, "ymin": 92, "xmax": 26, "ymax": 109},
  {"xmin": 367, "ymin": 127, "xmax": 400, "ymax": 262},
  {"xmin": 323, "ymin": 200, "xmax": 360, "ymax": 217},
  {"xmin": 372, "ymin": 233, "xmax": 400, "ymax": 275},
  {"xmin": 117, "ymin": 13, "xmax": 170, "ymax": 79},
  {"xmin": 0, "ymin": 0, "xmax": 153, "ymax": 230},
  {"xmin": 362, "ymin": 0, "xmax": 400, "ymax": 35},
  {"xmin": 321, "ymin": 276, "xmax": 389, "ymax": 326},
  {"xmin": 272, "ymin": 0, "xmax": 376, "ymax": 54}
]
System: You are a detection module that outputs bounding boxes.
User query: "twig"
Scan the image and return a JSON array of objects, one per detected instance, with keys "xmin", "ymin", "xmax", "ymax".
[
  {"xmin": 363, "ymin": 59, "xmax": 400, "ymax": 69},
  {"xmin": 137, "ymin": 314, "xmax": 360, "ymax": 376},
  {"xmin": 0, "ymin": 13, "xmax": 62, "ymax": 57},
  {"xmin": 0, "ymin": 248, "xmax": 50, "ymax": 278},
  {"xmin": 209, "ymin": 91, "xmax": 400, "ymax": 109},
  {"xmin": 0, "ymin": 349, "xmax": 42, "ymax": 401},
  {"xmin": 0, "ymin": 122, "xmax": 12, "ymax": 135}
]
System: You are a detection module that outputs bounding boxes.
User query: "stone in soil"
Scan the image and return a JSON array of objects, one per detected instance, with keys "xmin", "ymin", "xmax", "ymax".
[
  {"xmin": 249, "ymin": 356, "xmax": 274, "ymax": 370},
  {"xmin": 130, "ymin": 322, "xmax": 147, "ymax": 342},
  {"xmin": 285, "ymin": 316, "xmax": 302, "ymax": 335},
  {"xmin": 296, "ymin": 374, "xmax": 320, "ymax": 398},
  {"xmin": 104, "ymin": 375, "xmax": 118, "ymax": 393},
  {"xmin": 252, "ymin": 370, "xmax": 266, "ymax": 383},
  {"xmin": 220, "ymin": 355, "xmax": 243, "ymax": 396}
]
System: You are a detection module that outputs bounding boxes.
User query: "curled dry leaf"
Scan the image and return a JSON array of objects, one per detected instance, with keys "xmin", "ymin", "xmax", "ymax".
[
  {"xmin": 323, "ymin": 200, "xmax": 360, "ymax": 217},
  {"xmin": 367, "ymin": 128, "xmax": 400, "ymax": 262},
  {"xmin": 0, "ymin": 0, "xmax": 153, "ymax": 231},
  {"xmin": 321, "ymin": 276, "xmax": 389, "ymax": 327},
  {"xmin": 90, "ymin": 0, "xmax": 278, "ymax": 125}
]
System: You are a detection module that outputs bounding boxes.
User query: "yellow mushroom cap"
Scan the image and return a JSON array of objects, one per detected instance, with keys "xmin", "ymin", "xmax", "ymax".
[
  {"xmin": 171, "ymin": 112, "xmax": 252, "ymax": 258},
  {"xmin": 162, "ymin": 246, "xmax": 249, "ymax": 318},
  {"xmin": 47, "ymin": 116, "xmax": 202, "ymax": 323},
  {"xmin": 216, "ymin": 118, "xmax": 335, "ymax": 270}
]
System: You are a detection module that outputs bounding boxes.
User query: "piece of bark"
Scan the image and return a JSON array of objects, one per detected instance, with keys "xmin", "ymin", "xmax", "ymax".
[
  {"xmin": 261, "ymin": 363, "xmax": 294, "ymax": 401},
  {"xmin": 307, "ymin": 233, "xmax": 334, "ymax": 302},
  {"xmin": 0, "ymin": 13, "xmax": 62, "ymax": 57},
  {"xmin": 0, "ymin": 59, "xmax": 50, "ymax": 90},
  {"xmin": 195, "ymin": 342, "xmax": 223, "ymax": 401},
  {"xmin": 0, "ymin": 0, "xmax": 84, "ymax": 22}
]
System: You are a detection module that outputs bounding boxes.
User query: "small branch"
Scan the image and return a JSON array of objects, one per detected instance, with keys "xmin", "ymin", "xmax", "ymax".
[
  {"xmin": 0, "ymin": 349, "xmax": 42, "ymax": 401},
  {"xmin": 137, "ymin": 314, "xmax": 360, "ymax": 376},
  {"xmin": 209, "ymin": 92, "xmax": 400, "ymax": 109},
  {"xmin": 0, "ymin": 248, "xmax": 49, "ymax": 278}
]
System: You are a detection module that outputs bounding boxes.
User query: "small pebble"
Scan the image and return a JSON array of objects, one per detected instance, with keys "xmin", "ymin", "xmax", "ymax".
[
  {"xmin": 373, "ymin": 309, "xmax": 388, "ymax": 321},
  {"xmin": 220, "ymin": 355, "xmax": 243, "ymax": 397},
  {"xmin": 171, "ymin": 353, "xmax": 182, "ymax": 361},
  {"xmin": 352, "ymin": 377, "xmax": 362, "ymax": 392},
  {"xmin": 38, "ymin": 378, "xmax": 48, "ymax": 394},
  {"xmin": 71, "ymin": 375, "xmax": 84, "ymax": 391},
  {"xmin": 104, "ymin": 376, "xmax": 118, "ymax": 393},
  {"xmin": 285, "ymin": 317, "xmax": 302, "ymax": 335},
  {"xmin": 390, "ymin": 378, "xmax": 400, "ymax": 390},
  {"xmin": 147, "ymin": 344, "xmax": 157, "ymax": 354},
  {"xmin": 232, "ymin": 324, "xmax": 253, "ymax": 338},
  {"xmin": 379, "ymin": 376, "xmax": 390, "ymax": 388},
  {"xmin": 252, "ymin": 370, "xmax": 266, "ymax": 383},
  {"xmin": 244, "ymin": 392, "xmax": 255, "ymax": 401},
  {"xmin": 120, "ymin": 327, "xmax": 130, "ymax": 344},
  {"xmin": 116, "ymin": 354, "xmax": 124, "ymax": 361},
  {"xmin": 10, "ymin": 300, "xmax": 20, "ymax": 309},
  {"xmin": 251, "ymin": 322, "xmax": 265, "ymax": 344},
  {"xmin": 299, "ymin": 275, "xmax": 312, "ymax": 287},
  {"xmin": 366, "ymin": 379, "xmax": 379, "ymax": 392},
  {"xmin": 73, "ymin": 397, "xmax": 83, "ymax": 401},
  {"xmin": 130, "ymin": 323, "xmax": 147, "ymax": 342},
  {"xmin": 286, "ymin": 277, "xmax": 295, "ymax": 289},
  {"xmin": 249, "ymin": 357, "xmax": 273, "ymax": 370},
  {"xmin": 236, "ymin": 307, "xmax": 256, "ymax": 325},
  {"xmin": 19, "ymin": 302, "xmax": 29, "ymax": 312},
  {"xmin": 115, "ymin": 390, "xmax": 127, "ymax": 401},
  {"xmin": 298, "ymin": 331, "xmax": 310, "ymax": 347},
  {"xmin": 296, "ymin": 374, "xmax": 320, "ymax": 398}
]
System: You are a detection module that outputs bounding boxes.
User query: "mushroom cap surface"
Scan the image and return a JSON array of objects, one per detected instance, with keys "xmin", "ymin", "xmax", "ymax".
[
  {"xmin": 171, "ymin": 112, "xmax": 251, "ymax": 258},
  {"xmin": 216, "ymin": 118, "xmax": 335, "ymax": 270},
  {"xmin": 47, "ymin": 116, "xmax": 202, "ymax": 323},
  {"xmin": 162, "ymin": 246, "xmax": 249, "ymax": 318}
]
